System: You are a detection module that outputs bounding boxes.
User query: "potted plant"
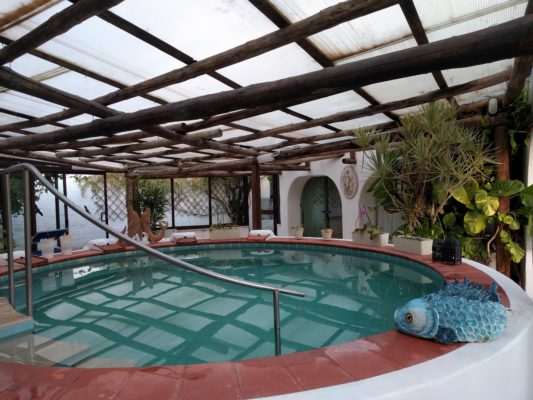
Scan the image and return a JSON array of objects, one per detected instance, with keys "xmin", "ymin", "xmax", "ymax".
[
  {"xmin": 321, "ymin": 227, "xmax": 333, "ymax": 240},
  {"xmin": 209, "ymin": 223, "xmax": 241, "ymax": 240},
  {"xmin": 291, "ymin": 225, "xmax": 304, "ymax": 239},
  {"xmin": 392, "ymin": 235, "xmax": 433, "ymax": 255},
  {"xmin": 352, "ymin": 206, "xmax": 389, "ymax": 246}
]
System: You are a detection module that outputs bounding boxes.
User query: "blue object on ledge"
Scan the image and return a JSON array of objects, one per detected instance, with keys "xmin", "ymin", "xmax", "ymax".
[{"xmin": 32, "ymin": 229, "xmax": 68, "ymax": 243}]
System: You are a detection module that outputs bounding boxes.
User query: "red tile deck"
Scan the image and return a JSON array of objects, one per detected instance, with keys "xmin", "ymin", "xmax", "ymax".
[{"xmin": 0, "ymin": 238, "xmax": 508, "ymax": 399}]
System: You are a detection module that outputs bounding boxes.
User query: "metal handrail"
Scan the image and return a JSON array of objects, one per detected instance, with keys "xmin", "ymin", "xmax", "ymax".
[{"xmin": 0, "ymin": 163, "xmax": 304, "ymax": 355}]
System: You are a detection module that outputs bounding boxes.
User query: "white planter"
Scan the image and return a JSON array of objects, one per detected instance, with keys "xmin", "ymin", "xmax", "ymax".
[
  {"xmin": 60, "ymin": 235, "xmax": 72, "ymax": 254},
  {"xmin": 392, "ymin": 236, "xmax": 433, "ymax": 255},
  {"xmin": 291, "ymin": 227, "xmax": 304, "ymax": 239},
  {"xmin": 352, "ymin": 231, "xmax": 389, "ymax": 247},
  {"xmin": 209, "ymin": 226, "xmax": 241, "ymax": 240},
  {"xmin": 321, "ymin": 229, "xmax": 333, "ymax": 240}
]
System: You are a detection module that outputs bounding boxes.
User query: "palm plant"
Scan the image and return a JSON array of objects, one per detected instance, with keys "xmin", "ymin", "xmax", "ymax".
[{"xmin": 362, "ymin": 102, "xmax": 495, "ymax": 236}]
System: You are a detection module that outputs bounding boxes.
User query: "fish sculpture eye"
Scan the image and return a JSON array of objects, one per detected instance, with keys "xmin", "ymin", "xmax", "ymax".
[{"xmin": 405, "ymin": 312, "xmax": 413, "ymax": 323}]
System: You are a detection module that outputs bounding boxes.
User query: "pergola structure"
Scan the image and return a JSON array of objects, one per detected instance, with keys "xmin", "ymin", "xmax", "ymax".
[{"xmin": 0, "ymin": 0, "xmax": 532, "ymax": 230}]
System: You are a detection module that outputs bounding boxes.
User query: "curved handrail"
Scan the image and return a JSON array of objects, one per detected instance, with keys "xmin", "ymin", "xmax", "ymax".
[{"xmin": 1, "ymin": 163, "xmax": 305, "ymax": 298}]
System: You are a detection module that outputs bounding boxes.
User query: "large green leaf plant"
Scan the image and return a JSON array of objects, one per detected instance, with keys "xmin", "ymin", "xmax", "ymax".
[{"xmin": 446, "ymin": 179, "xmax": 532, "ymax": 263}]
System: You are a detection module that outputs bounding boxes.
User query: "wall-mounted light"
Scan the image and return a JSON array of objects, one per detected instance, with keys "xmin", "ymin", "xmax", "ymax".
[{"xmin": 487, "ymin": 97, "xmax": 499, "ymax": 115}]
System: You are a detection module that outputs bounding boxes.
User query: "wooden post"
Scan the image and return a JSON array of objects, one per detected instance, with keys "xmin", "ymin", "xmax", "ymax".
[
  {"xmin": 251, "ymin": 163, "xmax": 262, "ymax": 230},
  {"xmin": 125, "ymin": 176, "xmax": 138, "ymax": 222},
  {"xmin": 495, "ymin": 125, "xmax": 511, "ymax": 277}
]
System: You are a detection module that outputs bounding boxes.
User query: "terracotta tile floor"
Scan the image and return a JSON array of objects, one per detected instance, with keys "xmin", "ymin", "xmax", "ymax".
[{"xmin": 0, "ymin": 239, "xmax": 506, "ymax": 399}]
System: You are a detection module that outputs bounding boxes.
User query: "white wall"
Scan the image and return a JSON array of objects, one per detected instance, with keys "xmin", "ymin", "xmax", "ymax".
[
  {"xmin": 279, "ymin": 153, "xmax": 373, "ymax": 239},
  {"xmin": 524, "ymin": 129, "xmax": 533, "ymax": 298}
]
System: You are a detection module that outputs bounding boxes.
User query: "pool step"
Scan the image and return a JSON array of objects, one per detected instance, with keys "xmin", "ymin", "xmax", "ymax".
[
  {"xmin": 0, "ymin": 297, "xmax": 34, "ymax": 340},
  {"xmin": 0, "ymin": 333, "xmax": 92, "ymax": 367}
]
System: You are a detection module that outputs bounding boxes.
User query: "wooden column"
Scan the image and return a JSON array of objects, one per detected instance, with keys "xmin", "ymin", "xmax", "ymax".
[
  {"xmin": 251, "ymin": 163, "xmax": 262, "ymax": 230},
  {"xmin": 495, "ymin": 125, "xmax": 511, "ymax": 277},
  {"xmin": 125, "ymin": 176, "xmax": 138, "ymax": 222}
]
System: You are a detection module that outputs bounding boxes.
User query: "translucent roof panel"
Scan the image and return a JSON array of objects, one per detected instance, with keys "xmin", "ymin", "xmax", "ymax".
[
  {"xmin": 331, "ymin": 114, "xmax": 393, "ymax": 131},
  {"xmin": 41, "ymin": 71, "xmax": 116, "ymax": 100},
  {"xmin": 280, "ymin": 127, "xmax": 332, "ymax": 140},
  {"xmin": 334, "ymin": 37, "xmax": 419, "ymax": 65},
  {"xmin": 150, "ymin": 75, "xmax": 232, "ymax": 104},
  {"xmin": 362, "ymin": 74, "xmax": 440, "ymax": 104},
  {"xmin": 112, "ymin": 0, "xmax": 278, "ymax": 60},
  {"xmin": 270, "ymin": 2, "xmax": 410, "ymax": 62},
  {"xmin": 3, "ymin": 2, "xmax": 185, "ymax": 87},
  {"xmin": 110, "ymin": 97, "xmax": 162, "ymax": 114},
  {"xmin": 8, "ymin": 53, "xmax": 58, "ymax": 77},
  {"xmin": 454, "ymin": 83, "xmax": 508, "ymax": 105},
  {"xmin": 442, "ymin": 60, "xmax": 513, "ymax": 86},
  {"xmin": 0, "ymin": 91, "xmax": 64, "ymax": 117},
  {"xmin": 414, "ymin": 0, "xmax": 527, "ymax": 34},
  {"xmin": 218, "ymin": 43, "xmax": 322, "ymax": 86},
  {"xmin": 289, "ymin": 91, "xmax": 370, "ymax": 119},
  {"xmin": 232, "ymin": 111, "xmax": 305, "ymax": 131}
]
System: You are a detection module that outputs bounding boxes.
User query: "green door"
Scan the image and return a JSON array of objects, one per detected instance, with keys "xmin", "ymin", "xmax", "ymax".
[{"xmin": 301, "ymin": 177, "xmax": 342, "ymax": 238}]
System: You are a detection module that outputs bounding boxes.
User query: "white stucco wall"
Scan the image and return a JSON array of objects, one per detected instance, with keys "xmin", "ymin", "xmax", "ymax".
[
  {"xmin": 524, "ymin": 130, "xmax": 533, "ymax": 298},
  {"xmin": 278, "ymin": 153, "xmax": 373, "ymax": 239}
]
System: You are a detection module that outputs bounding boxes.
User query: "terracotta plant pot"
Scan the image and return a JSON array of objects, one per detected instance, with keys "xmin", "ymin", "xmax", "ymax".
[
  {"xmin": 321, "ymin": 229, "xmax": 333, "ymax": 240},
  {"xmin": 292, "ymin": 226, "xmax": 304, "ymax": 239}
]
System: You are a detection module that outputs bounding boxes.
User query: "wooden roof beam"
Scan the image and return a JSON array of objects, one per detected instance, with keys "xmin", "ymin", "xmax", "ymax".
[
  {"xmin": 0, "ymin": 0, "xmax": 124, "ymax": 65},
  {"xmin": 226, "ymin": 70, "xmax": 510, "ymax": 145},
  {"xmin": 0, "ymin": 0, "xmax": 398, "ymax": 134},
  {"xmin": 399, "ymin": 0, "xmax": 448, "ymax": 90},
  {"xmin": 249, "ymin": 0, "xmax": 400, "ymax": 124},
  {"xmin": 0, "ymin": 16, "xmax": 530, "ymax": 151}
]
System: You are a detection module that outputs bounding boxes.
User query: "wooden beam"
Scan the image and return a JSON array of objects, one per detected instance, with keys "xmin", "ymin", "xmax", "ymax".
[
  {"xmin": 0, "ymin": 0, "xmax": 124, "ymax": 64},
  {"xmin": 0, "ymin": 0, "xmax": 398, "ymax": 133},
  {"xmin": 0, "ymin": 67, "xmax": 257, "ymax": 157},
  {"xmin": 0, "ymin": 150, "xmax": 124, "ymax": 172},
  {"xmin": 248, "ymin": 0, "xmax": 397, "ymax": 124},
  {"xmin": 251, "ymin": 163, "xmax": 262, "ymax": 229},
  {"xmin": 226, "ymin": 70, "xmax": 509, "ymax": 145},
  {"xmin": 0, "ymin": 17, "xmax": 531, "ymax": 151},
  {"xmin": 55, "ymin": 128, "xmax": 224, "ymax": 158},
  {"xmin": 399, "ymin": 0, "xmax": 448, "ymax": 90},
  {"xmin": 505, "ymin": 1, "xmax": 533, "ymax": 106},
  {"xmin": 0, "ymin": 35, "xmax": 166, "ymax": 106}
]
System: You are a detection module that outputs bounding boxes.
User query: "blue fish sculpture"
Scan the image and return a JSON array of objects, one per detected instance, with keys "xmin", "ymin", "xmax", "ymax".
[{"xmin": 394, "ymin": 278, "xmax": 507, "ymax": 343}]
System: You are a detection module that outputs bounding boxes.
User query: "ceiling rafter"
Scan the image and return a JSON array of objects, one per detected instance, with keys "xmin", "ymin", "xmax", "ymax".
[
  {"xmin": 248, "ymin": 0, "xmax": 400, "ymax": 125},
  {"xmin": 0, "ymin": 16, "xmax": 529, "ymax": 155}
]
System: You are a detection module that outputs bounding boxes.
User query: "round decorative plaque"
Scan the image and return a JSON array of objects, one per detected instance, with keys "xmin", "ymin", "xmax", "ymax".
[{"xmin": 341, "ymin": 166, "xmax": 358, "ymax": 199}]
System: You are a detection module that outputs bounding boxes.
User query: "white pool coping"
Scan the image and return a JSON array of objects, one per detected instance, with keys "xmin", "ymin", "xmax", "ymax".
[{"xmin": 264, "ymin": 260, "xmax": 533, "ymax": 400}]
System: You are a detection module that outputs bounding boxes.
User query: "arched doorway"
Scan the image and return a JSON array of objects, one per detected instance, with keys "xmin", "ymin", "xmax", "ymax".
[{"xmin": 301, "ymin": 177, "xmax": 342, "ymax": 238}]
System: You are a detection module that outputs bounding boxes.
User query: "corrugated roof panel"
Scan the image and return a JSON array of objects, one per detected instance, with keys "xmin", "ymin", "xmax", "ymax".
[
  {"xmin": 442, "ymin": 60, "xmax": 513, "ymax": 86},
  {"xmin": 218, "ymin": 43, "xmax": 321, "ymax": 86},
  {"xmin": 0, "ymin": 91, "xmax": 63, "ymax": 117},
  {"xmin": 334, "ymin": 37, "xmax": 418, "ymax": 65},
  {"xmin": 363, "ymin": 74, "xmax": 439, "ymax": 104},
  {"xmin": 414, "ymin": 0, "xmax": 527, "ymax": 33},
  {"xmin": 110, "ymin": 97, "xmax": 162, "ymax": 113},
  {"xmin": 58, "ymin": 114, "xmax": 101, "ymax": 126},
  {"xmin": 331, "ymin": 114, "xmax": 392, "ymax": 131},
  {"xmin": 149, "ymin": 75, "xmax": 232, "ymax": 104},
  {"xmin": 270, "ymin": 1, "xmax": 410, "ymax": 62},
  {"xmin": 112, "ymin": 0, "xmax": 278, "ymax": 60},
  {"xmin": 8, "ymin": 53, "xmax": 58, "ymax": 77},
  {"xmin": 41, "ymin": 71, "xmax": 116, "ymax": 99},
  {"xmin": 289, "ymin": 91, "xmax": 370, "ymax": 119},
  {"xmin": 3, "ymin": 2, "xmax": 184, "ymax": 86},
  {"xmin": 454, "ymin": 83, "xmax": 508, "ymax": 105},
  {"xmin": 23, "ymin": 125, "xmax": 60, "ymax": 134},
  {"xmin": 231, "ymin": 111, "xmax": 304, "ymax": 131},
  {"xmin": 425, "ymin": 2, "xmax": 527, "ymax": 42},
  {"xmin": 241, "ymin": 137, "xmax": 285, "ymax": 147},
  {"xmin": 0, "ymin": 112, "xmax": 23, "ymax": 124}
]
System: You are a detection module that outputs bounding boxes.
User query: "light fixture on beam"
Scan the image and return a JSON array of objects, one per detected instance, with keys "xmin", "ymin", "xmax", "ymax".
[
  {"xmin": 256, "ymin": 153, "xmax": 276, "ymax": 164},
  {"xmin": 487, "ymin": 97, "xmax": 499, "ymax": 115}
]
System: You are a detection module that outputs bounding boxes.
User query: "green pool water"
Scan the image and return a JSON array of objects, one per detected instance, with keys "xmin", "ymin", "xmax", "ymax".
[{"xmin": 0, "ymin": 243, "xmax": 442, "ymax": 367}]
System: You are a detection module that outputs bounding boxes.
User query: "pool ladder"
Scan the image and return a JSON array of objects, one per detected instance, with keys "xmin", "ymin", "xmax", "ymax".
[{"xmin": 0, "ymin": 163, "xmax": 305, "ymax": 355}]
